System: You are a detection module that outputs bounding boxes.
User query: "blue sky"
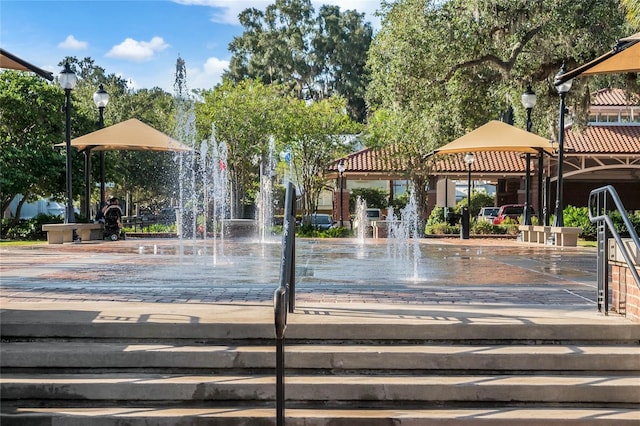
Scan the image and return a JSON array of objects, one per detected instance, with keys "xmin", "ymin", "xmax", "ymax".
[{"xmin": 1, "ymin": 0, "xmax": 381, "ymax": 92}]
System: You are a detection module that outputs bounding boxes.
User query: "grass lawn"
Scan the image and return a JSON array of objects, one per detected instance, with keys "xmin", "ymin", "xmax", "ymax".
[
  {"xmin": 577, "ymin": 239, "xmax": 597, "ymax": 248},
  {"xmin": 0, "ymin": 240, "xmax": 47, "ymax": 246}
]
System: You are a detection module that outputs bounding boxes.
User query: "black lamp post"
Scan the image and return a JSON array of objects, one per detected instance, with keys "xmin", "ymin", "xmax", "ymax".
[
  {"xmin": 337, "ymin": 160, "xmax": 346, "ymax": 227},
  {"xmin": 521, "ymin": 84, "xmax": 537, "ymax": 225},
  {"xmin": 93, "ymin": 84, "xmax": 109, "ymax": 211},
  {"xmin": 462, "ymin": 152, "xmax": 475, "ymax": 240},
  {"xmin": 553, "ymin": 63, "xmax": 573, "ymax": 227},
  {"xmin": 59, "ymin": 62, "xmax": 77, "ymax": 225}
]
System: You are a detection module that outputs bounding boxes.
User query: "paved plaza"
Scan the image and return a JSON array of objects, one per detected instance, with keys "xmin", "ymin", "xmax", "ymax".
[{"xmin": 1, "ymin": 237, "xmax": 600, "ymax": 309}]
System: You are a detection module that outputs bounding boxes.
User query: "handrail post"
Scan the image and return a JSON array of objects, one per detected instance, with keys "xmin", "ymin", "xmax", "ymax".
[
  {"xmin": 273, "ymin": 181, "xmax": 296, "ymax": 426},
  {"xmin": 288, "ymin": 184, "xmax": 297, "ymax": 312}
]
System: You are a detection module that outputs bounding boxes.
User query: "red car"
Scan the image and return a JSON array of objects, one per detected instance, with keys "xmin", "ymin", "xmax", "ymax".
[{"xmin": 492, "ymin": 204, "xmax": 534, "ymax": 225}]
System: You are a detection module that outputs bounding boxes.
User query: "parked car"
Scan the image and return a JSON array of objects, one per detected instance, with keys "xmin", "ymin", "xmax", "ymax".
[
  {"xmin": 303, "ymin": 213, "xmax": 335, "ymax": 230},
  {"xmin": 477, "ymin": 207, "xmax": 499, "ymax": 223},
  {"xmin": 492, "ymin": 204, "xmax": 534, "ymax": 225}
]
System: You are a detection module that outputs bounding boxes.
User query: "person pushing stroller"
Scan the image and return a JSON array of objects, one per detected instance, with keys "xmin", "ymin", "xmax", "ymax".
[{"xmin": 103, "ymin": 196, "xmax": 125, "ymax": 240}]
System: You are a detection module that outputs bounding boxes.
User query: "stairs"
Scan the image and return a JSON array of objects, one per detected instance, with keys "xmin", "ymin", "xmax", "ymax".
[{"xmin": 1, "ymin": 310, "xmax": 639, "ymax": 425}]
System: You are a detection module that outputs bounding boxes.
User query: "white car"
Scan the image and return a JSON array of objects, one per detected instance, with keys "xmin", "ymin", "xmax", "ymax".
[{"xmin": 477, "ymin": 207, "xmax": 499, "ymax": 223}]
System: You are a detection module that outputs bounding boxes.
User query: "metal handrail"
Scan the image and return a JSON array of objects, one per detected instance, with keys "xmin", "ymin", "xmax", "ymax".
[
  {"xmin": 588, "ymin": 185, "xmax": 640, "ymax": 291},
  {"xmin": 273, "ymin": 181, "xmax": 296, "ymax": 426}
]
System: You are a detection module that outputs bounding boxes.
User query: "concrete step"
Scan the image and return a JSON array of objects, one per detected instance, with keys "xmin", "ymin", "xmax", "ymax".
[
  {"xmin": 2, "ymin": 303, "xmax": 638, "ymax": 424},
  {"xmin": 3, "ymin": 342, "xmax": 640, "ymax": 372},
  {"xmin": 2, "ymin": 315, "xmax": 640, "ymax": 343},
  {"xmin": 2, "ymin": 373, "xmax": 639, "ymax": 404},
  {"xmin": 1, "ymin": 407, "xmax": 639, "ymax": 426}
]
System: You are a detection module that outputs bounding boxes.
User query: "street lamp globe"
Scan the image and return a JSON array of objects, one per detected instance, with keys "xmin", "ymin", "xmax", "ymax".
[
  {"xmin": 93, "ymin": 84, "xmax": 109, "ymax": 108},
  {"xmin": 337, "ymin": 161, "xmax": 346, "ymax": 174},
  {"xmin": 59, "ymin": 62, "xmax": 77, "ymax": 90},
  {"xmin": 554, "ymin": 64, "xmax": 573, "ymax": 94},
  {"xmin": 464, "ymin": 153, "xmax": 475, "ymax": 166},
  {"xmin": 521, "ymin": 84, "xmax": 537, "ymax": 109}
]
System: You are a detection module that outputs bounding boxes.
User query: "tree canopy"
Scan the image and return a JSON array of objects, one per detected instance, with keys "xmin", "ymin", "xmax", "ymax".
[
  {"xmin": 0, "ymin": 71, "xmax": 65, "ymax": 220},
  {"xmin": 197, "ymin": 78, "xmax": 291, "ymax": 218},
  {"xmin": 197, "ymin": 78, "xmax": 360, "ymax": 217},
  {"xmin": 225, "ymin": 0, "xmax": 373, "ymax": 122},
  {"xmin": 365, "ymin": 0, "xmax": 631, "ymax": 227}
]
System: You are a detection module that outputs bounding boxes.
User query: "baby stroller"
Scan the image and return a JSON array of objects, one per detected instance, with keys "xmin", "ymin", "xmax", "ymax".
[{"xmin": 103, "ymin": 203, "xmax": 125, "ymax": 241}]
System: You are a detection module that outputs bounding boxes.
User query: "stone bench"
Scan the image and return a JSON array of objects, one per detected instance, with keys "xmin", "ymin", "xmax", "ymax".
[
  {"xmin": 41, "ymin": 223, "xmax": 104, "ymax": 244},
  {"xmin": 519, "ymin": 225, "xmax": 582, "ymax": 247}
]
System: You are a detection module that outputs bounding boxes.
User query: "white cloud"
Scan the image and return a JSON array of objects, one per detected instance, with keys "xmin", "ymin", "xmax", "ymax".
[
  {"xmin": 106, "ymin": 36, "xmax": 170, "ymax": 62},
  {"xmin": 203, "ymin": 56, "xmax": 228, "ymax": 76},
  {"xmin": 58, "ymin": 35, "xmax": 88, "ymax": 50},
  {"xmin": 172, "ymin": 0, "xmax": 270, "ymax": 24},
  {"xmin": 173, "ymin": 0, "xmax": 380, "ymax": 28},
  {"xmin": 188, "ymin": 56, "xmax": 229, "ymax": 90}
]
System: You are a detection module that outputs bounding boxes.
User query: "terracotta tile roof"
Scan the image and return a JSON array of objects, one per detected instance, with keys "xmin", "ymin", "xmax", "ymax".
[
  {"xmin": 433, "ymin": 151, "xmax": 526, "ymax": 173},
  {"xmin": 328, "ymin": 146, "xmax": 406, "ymax": 173},
  {"xmin": 329, "ymin": 146, "xmax": 527, "ymax": 175},
  {"xmin": 327, "ymin": 126, "xmax": 639, "ymax": 175},
  {"xmin": 591, "ymin": 88, "xmax": 639, "ymax": 106},
  {"xmin": 566, "ymin": 125, "xmax": 640, "ymax": 154}
]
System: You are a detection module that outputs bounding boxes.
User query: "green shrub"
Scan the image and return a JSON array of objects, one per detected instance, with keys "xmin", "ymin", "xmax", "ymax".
[
  {"xmin": 472, "ymin": 219, "xmax": 496, "ymax": 235},
  {"xmin": 323, "ymin": 227, "xmax": 350, "ymax": 238},
  {"xmin": 296, "ymin": 224, "xmax": 350, "ymax": 238},
  {"xmin": 426, "ymin": 206, "xmax": 446, "ymax": 227},
  {"xmin": 497, "ymin": 217, "xmax": 519, "ymax": 235},
  {"xmin": 425, "ymin": 221, "xmax": 459, "ymax": 235},
  {"xmin": 122, "ymin": 223, "xmax": 176, "ymax": 234},
  {"xmin": 1, "ymin": 214, "xmax": 63, "ymax": 240},
  {"xmin": 563, "ymin": 205, "xmax": 596, "ymax": 240},
  {"xmin": 609, "ymin": 210, "xmax": 640, "ymax": 237},
  {"xmin": 561, "ymin": 205, "xmax": 639, "ymax": 241}
]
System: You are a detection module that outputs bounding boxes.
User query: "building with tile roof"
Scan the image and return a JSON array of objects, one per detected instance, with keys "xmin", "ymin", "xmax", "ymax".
[{"xmin": 324, "ymin": 88, "xmax": 639, "ymax": 221}]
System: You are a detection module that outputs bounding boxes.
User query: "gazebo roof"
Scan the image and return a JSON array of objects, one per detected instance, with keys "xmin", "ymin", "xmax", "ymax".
[
  {"xmin": 57, "ymin": 119, "xmax": 191, "ymax": 153},
  {"xmin": 0, "ymin": 48, "xmax": 53, "ymax": 81}
]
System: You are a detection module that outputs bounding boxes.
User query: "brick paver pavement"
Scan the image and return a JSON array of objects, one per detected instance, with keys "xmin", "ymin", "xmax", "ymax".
[{"xmin": 1, "ymin": 237, "xmax": 599, "ymax": 308}]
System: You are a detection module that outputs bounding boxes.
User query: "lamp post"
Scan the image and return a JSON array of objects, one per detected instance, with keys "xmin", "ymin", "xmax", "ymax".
[
  {"xmin": 521, "ymin": 84, "xmax": 537, "ymax": 225},
  {"xmin": 553, "ymin": 63, "xmax": 573, "ymax": 227},
  {"xmin": 337, "ymin": 160, "xmax": 346, "ymax": 227},
  {"xmin": 462, "ymin": 152, "xmax": 475, "ymax": 240},
  {"xmin": 59, "ymin": 61, "xmax": 77, "ymax": 225},
  {"xmin": 93, "ymin": 84, "xmax": 109, "ymax": 211}
]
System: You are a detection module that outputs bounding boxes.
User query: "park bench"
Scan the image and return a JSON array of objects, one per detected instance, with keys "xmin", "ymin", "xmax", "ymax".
[
  {"xmin": 41, "ymin": 223, "xmax": 104, "ymax": 244},
  {"xmin": 519, "ymin": 225, "xmax": 582, "ymax": 247}
]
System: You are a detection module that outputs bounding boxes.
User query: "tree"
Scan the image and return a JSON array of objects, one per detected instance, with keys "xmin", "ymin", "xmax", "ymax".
[
  {"xmin": 281, "ymin": 96, "xmax": 361, "ymax": 215},
  {"xmin": 0, "ymin": 70, "xmax": 66, "ymax": 225},
  {"xmin": 622, "ymin": 0, "xmax": 640, "ymax": 29},
  {"xmin": 197, "ymin": 78, "xmax": 291, "ymax": 218},
  {"xmin": 365, "ymin": 0, "xmax": 629, "ymax": 232},
  {"xmin": 225, "ymin": 0, "xmax": 373, "ymax": 121}
]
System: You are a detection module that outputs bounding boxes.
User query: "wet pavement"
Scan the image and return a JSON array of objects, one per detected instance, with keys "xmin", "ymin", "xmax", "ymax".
[{"xmin": 0, "ymin": 237, "xmax": 599, "ymax": 307}]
